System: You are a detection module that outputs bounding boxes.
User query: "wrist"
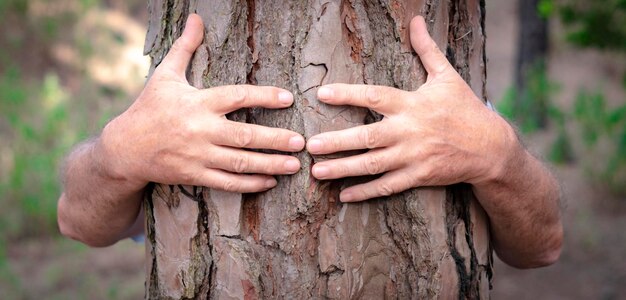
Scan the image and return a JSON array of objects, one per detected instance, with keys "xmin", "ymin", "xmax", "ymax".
[
  {"xmin": 472, "ymin": 114, "xmax": 526, "ymax": 188},
  {"xmin": 95, "ymin": 118, "xmax": 147, "ymax": 190}
]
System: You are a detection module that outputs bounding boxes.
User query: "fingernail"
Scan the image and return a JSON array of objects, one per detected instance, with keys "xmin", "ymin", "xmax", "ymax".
[
  {"xmin": 265, "ymin": 178, "xmax": 277, "ymax": 188},
  {"xmin": 340, "ymin": 191, "xmax": 354, "ymax": 202},
  {"xmin": 313, "ymin": 165, "xmax": 329, "ymax": 179},
  {"xmin": 278, "ymin": 91, "xmax": 294, "ymax": 105},
  {"xmin": 288, "ymin": 136, "xmax": 305, "ymax": 151},
  {"xmin": 284, "ymin": 159, "xmax": 301, "ymax": 173},
  {"xmin": 307, "ymin": 139, "xmax": 323, "ymax": 153},
  {"xmin": 317, "ymin": 87, "xmax": 333, "ymax": 99}
]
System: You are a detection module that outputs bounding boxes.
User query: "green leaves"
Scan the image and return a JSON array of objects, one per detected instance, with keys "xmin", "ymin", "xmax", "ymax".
[
  {"xmin": 538, "ymin": 0, "xmax": 555, "ymax": 18},
  {"xmin": 557, "ymin": 0, "xmax": 626, "ymax": 51},
  {"xmin": 571, "ymin": 88, "xmax": 626, "ymax": 195}
]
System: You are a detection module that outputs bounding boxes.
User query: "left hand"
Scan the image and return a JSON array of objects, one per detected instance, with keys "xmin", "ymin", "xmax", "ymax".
[{"xmin": 307, "ymin": 16, "xmax": 517, "ymax": 202}]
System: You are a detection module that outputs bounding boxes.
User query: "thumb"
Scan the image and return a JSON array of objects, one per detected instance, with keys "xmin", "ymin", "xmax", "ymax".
[
  {"xmin": 409, "ymin": 16, "xmax": 451, "ymax": 76},
  {"xmin": 159, "ymin": 14, "xmax": 204, "ymax": 76}
]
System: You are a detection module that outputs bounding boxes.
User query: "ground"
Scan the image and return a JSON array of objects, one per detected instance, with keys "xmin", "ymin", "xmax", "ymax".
[{"xmin": 2, "ymin": 0, "xmax": 625, "ymax": 299}]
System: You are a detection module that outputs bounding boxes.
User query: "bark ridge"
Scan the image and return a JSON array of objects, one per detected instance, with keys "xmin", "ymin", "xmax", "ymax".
[{"xmin": 144, "ymin": 0, "xmax": 492, "ymax": 298}]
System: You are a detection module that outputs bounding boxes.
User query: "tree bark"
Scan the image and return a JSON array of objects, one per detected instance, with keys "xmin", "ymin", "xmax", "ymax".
[{"xmin": 143, "ymin": 0, "xmax": 492, "ymax": 299}]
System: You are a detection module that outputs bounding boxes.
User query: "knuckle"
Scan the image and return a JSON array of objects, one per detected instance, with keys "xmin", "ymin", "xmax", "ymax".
[
  {"xmin": 361, "ymin": 126, "xmax": 378, "ymax": 149},
  {"xmin": 403, "ymin": 172, "xmax": 418, "ymax": 189},
  {"xmin": 179, "ymin": 92, "xmax": 194, "ymax": 103},
  {"xmin": 181, "ymin": 120, "xmax": 202, "ymax": 139},
  {"xmin": 230, "ymin": 86, "xmax": 248, "ymax": 106},
  {"xmin": 364, "ymin": 155, "xmax": 382, "ymax": 175},
  {"xmin": 231, "ymin": 154, "xmax": 249, "ymax": 173},
  {"xmin": 331, "ymin": 137, "xmax": 344, "ymax": 152},
  {"xmin": 234, "ymin": 125, "xmax": 254, "ymax": 148},
  {"xmin": 417, "ymin": 167, "xmax": 435, "ymax": 185},
  {"xmin": 170, "ymin": 39, "xmax": 183, "ymax": 54},
  {"xmin": 268, "ymin": 158, "xmax": 284, "ymax": 174},
  {"xmin": 333, "ymin": 163, "xmax": 349, "ymax": 177},
  {"xmin": 269, "ymin": 131, "xmax": 283, "ymax": 149},
  {"xmin": 376, "ymin": 183, "xmax": 394, "ymax": 197},
  {"xmin": 365, "ymin": 86, "xmax": 382, "ymax": 107},
  {"xmin": 178, "ymin": 169, "xmax": 196, "ymax": 185},
  {"xmin": 221, "ymin": 179, "xmax": 238, "ymax": 192}
]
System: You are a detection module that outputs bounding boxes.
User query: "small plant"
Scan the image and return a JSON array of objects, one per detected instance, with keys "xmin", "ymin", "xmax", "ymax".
[
  {"xmin": 494, "ymin": 64, "xmax": 626, "ymax": 196},
  {"xmin": 572, "ymin": 89, "xmax": 626, "ymax": 195},
  {"xmin": 547, "ymin": 104, "xmax": 576, "ymax": 164},
  {"xmin": 497, "ymin": 63, "xmax": 560, "ymax": 134}
]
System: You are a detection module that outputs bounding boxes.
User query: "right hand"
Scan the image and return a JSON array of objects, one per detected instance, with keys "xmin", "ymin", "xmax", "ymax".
[{"xmin": 97, "ymin": 14, "xmax": 305, "ymax": 193}]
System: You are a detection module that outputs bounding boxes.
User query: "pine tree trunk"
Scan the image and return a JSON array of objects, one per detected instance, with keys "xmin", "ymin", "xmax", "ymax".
[{"xmin": 143, "ymin": 0, "xmax": 492, "ymax": 298}]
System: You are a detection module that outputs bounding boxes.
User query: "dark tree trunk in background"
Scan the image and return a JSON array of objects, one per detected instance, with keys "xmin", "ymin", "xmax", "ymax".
[
  {"xmin": 515, "ymin": 0, "xmax": 549, "ymax": 128},
  {"xmin": 143, "ymin": 0, "xmax": 492, "ymax": 298}
]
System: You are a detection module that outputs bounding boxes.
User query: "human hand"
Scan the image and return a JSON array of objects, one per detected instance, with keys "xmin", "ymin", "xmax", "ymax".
[
  {"xmin": 307, "ymin": 16, "xmax": 518, "ymax": 202},
  {"xmin": 98, "ymin": 14, "xmax": 305, "ymax": 193}
]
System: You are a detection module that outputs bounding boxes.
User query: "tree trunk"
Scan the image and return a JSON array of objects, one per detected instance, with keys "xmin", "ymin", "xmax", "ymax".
[
  {"xmin": 515, "ymin": 0, "xmax": 549, "ymax": 129},
  {"xmin": 143, "ymin": 0, "xmax": 492, "ymax": 298}
]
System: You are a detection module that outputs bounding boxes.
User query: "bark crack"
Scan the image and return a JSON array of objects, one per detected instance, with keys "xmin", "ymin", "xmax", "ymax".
[
  {"xmin": 146, "ymin": 183, "xmax": 159, "ymax": 299},
  {"xmin": 246, "ymin": 0, "xmax": 258, "ymax": 85},
  {"xmin": 300, "ymin": 62, "xmax": 329, "ymax": 94},
  {"xmin": 146, "ymin": 1, "xmax": 491, "ymax": 298},
  {"xmin": 382, "ymin": 202, "xmax": 419, "ymax": 275}
]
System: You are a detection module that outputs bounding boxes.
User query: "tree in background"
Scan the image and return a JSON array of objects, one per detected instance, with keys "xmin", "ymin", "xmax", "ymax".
[
  {"xmin": 143, "ymin": 0, "xmax": 492, "ymax": 298},
  {"xmin": 547, "ymin": 0, "xmax": 626, "ymax": 194},
  {"xmin": 514, "ymin": 0, "xmax": 550, "ymax": 131}
]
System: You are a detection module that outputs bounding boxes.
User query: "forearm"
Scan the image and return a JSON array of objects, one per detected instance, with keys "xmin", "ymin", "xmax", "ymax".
[
  {"xmin": 58, "ymin": 138, "xmax": 146, "ymax": 247},
  {"xmin": 473, "ymin": 132, "xmax": 563, "ymax": 268}
]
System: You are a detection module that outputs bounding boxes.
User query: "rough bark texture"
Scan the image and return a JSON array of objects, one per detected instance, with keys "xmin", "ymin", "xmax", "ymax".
[{"xmin": 143, "ymin": 0, "xmax": 492, "ymax": 299}]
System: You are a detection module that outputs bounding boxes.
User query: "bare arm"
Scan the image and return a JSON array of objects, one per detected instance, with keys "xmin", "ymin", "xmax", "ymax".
[
  {"xmin": 472, "ymin": 143, "xmax": 562, "ymax": 268},
  {"xmin": 305, "ymin": 16, "xmax": 562, "ymax": 268},
  {"xmin": 57, "ymin": 14, "xmax": 305, "ymax": 247},
  {"xmin": 58, "ymin": 139, "xmax": 146, "ymax": 247}
]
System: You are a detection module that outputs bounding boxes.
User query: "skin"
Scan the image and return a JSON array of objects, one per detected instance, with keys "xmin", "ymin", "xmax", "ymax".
[
  {"xmin": 58, "ymin": 15, "xmax": 306, "ymax": 247},
  {"xmin": 58, "ymin": 14, "xmax": 562, "ymax": 268},
  {"xmin": 308, "ymin": 16, "xmax": 562, "ymax": 268}
]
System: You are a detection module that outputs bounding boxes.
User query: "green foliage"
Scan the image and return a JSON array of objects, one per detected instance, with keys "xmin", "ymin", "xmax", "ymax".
[
  {"xmin": 553, "ymin": 0, "xmax": 626, "ymax": 51},
  {"xmin": 0, "ymin": 69, "xmax": 85, "ymax": 239},
  {"xmin": 544, "ymin": 87, "xmax": 626, "ymax": 195},
  {"xmin": 538, "ymin": 0, "xmax": 556, "ymax": 18},
  {"xmin": 572, "ymin": 89, "xmax": 626, "ymax": 195},
  {"xmin": 0, "ymin": 0, "xmax": 134, "ymax": 243},
  {"xmin": 496, "ymin": 87, "xmax": 516, "ymax": 121},
  {"xmin": 0, "ymin": 0, "xmax": 29, "ymax": 18},
  {"xmin": 548, "ymin": 104, "xmax": 576, "ymax": 164},
  {"xmin": 502, "ymin": 74, "xmax": 626, "ymax": 195},
  {"xmin": 497, "ymin": 63, "xmax": 559, "ymax": 134}
]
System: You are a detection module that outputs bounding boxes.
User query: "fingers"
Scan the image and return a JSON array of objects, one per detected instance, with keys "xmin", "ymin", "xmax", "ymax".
[
  {"xmin": 210, "ymin": 147, "xmax": 301, "ymax": 175},
  {"xmin": 311, "ymin": 148, "xmax": 403, "ymax": 180},
  {"xmin": 339, "ymin": 169, "xmax": 415, "ymax": 202},
  {"xmin": 194, "ymin": 168, "xmax": 278, "ymax": 193},
  {"xmin": 409, "ymin": 16, "xmax": 452, "ymax": 76},
  {"xmin": 317, "ymin": 84, "xmax": 408, "ymax": 115},
  {"xmin": 307, "ymin": 123, "xmax": 393, "ymax": 155},
  {"xmin": 160, "ymin": 14, "xmax": 205, "ymax": 76},
  {"xmin": 195, "ymin": 85, "xmax": 294, "ymax": 114},
  {"xmin": 215, "ymin": 121, "xmax": 305, "ymax": 152}
]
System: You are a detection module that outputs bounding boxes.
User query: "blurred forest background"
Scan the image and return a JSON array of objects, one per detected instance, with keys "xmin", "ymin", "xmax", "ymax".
[{"xmin": 0, "ymin": 0, "xmax": 624, "ymax": 299}]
